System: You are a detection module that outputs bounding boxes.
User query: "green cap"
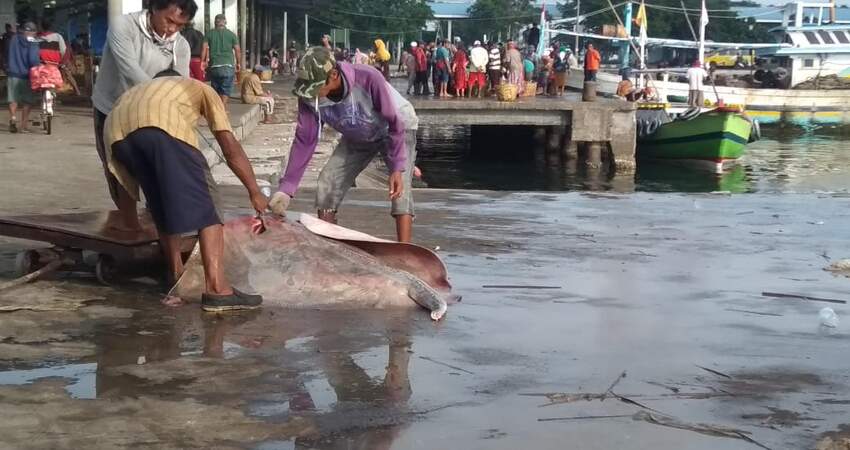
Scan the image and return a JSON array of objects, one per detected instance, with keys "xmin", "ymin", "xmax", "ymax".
[{"xmin": 293, "ymin": 47, "xmax": 336, "ymax": 100}]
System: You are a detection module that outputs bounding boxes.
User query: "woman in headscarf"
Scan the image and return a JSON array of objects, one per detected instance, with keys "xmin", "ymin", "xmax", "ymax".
[
  {"xmin": 505, "ymin": 40, "xmax": 524, "ymax": 86},
  {"xmin": 373, "ymin": 38, "xmax": 391, "ymax": 81},
  {"xmin": 451, "ymin": 42, "xmax": 468, "ymax": 98}
]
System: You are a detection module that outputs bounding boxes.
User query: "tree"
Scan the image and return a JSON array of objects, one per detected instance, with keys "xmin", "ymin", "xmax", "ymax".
[
  {"xmin": 308, "ymin": 0, "xmax": 433, "ymax": 49},
  {"xmin": 557, "ymin": 0, "xmax": 772, "ymax": 43},
  {"xmin": 455, "ymin": 0, "xmax": 538, "ymax": 44}
]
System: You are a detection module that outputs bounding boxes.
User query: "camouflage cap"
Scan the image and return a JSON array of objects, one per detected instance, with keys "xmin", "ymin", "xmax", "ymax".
[{"xmin": 293, "ymin": 47, "xmax": 336, "ymax": 100}]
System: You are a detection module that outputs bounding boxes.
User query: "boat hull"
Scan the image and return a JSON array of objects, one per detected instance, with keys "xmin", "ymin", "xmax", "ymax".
[
  {"xmin": 567, "ymin": 69, "xmax": 850, "ymax": 126},
  {"xmin": 637, "ymin": 112, "xmax": 752, "ymax": 172}
]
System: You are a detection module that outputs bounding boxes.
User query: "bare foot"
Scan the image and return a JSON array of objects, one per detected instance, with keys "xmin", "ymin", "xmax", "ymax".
[{"xmin": 161, "ymin": 295, "xmax": 185, "ymax": 307}]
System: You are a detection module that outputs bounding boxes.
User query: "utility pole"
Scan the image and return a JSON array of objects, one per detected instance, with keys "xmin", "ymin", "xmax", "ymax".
[
  {"xmin": 575, "ymin": 0, "xmax": 580, "ymax": 51},
  {"xmin": 620, "ymin": 2, "xmax": 632, "ymax": 70},
  {"xmin": 283, "ymin": 11, "xmax": 288, "ymax": 64},
  {"xmin": 305, "ymin": 14, "xmax": 309, "ymax": 47}
]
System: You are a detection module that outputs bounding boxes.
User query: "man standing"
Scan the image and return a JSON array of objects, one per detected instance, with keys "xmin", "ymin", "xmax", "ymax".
[
  {"xmin": 287, "ymin": 40, "xmax": 298, "ymax": 74},
  {"xmin": 584, "ymin": 42, "xmax": 601, "ymax": 82},
  {"xmin": 6, "ymin": 22, "xmax": 39, "ymax": 133},
  {"xmin": 434, "ymin": 39, "xmax": 450, "ymax": 98},
  {"xmin": 687, "ymin": 60, "xmax": 707, "ymax": 107},
  {"xmin": 469, "ymin": 40, "xmax": 488, "ymax": 98},
  {"xmin": 105, "ymin": 73, "xmax": 268, "ymax": 311},
  {"xmin": 205, "ymin": 13, "xmax": 241, "ymax": 106},
  {"xmin": 527, "ymin": 23, "xmax": 540, "ymax": 50},
  {"xmin": 181, "ymin": 22, "xmax": 207, "ymax": 81},
  {"xmin": 268, "ymin": 47, "xmax": 419, "ymax": 243},
  {"xmin": 487, "ymin": 42, "xmax": 502, "ymax": 93},
  {"xmin": 413, "ymin": 40, "xmax": 429, "ymax": 95},
  {"xmin": 92, "ymin": 0, "xmax": 194, "ymax": 232}
]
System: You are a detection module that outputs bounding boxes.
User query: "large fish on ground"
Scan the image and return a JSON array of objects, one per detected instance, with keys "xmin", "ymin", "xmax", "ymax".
[{"xmin": 174, "ymin": 214, "xmax": 456, "ymax": 320}]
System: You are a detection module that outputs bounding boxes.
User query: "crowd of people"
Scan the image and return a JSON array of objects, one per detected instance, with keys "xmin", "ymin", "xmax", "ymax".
[{"xmin": 394, "ymin": 38, "xmax": 592, "ymax": 99}]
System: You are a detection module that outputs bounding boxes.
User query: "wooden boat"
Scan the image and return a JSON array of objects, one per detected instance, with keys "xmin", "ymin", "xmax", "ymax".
[{"xmin": 636, "ymin": 106, "xmax": 754, "ymax": 173}]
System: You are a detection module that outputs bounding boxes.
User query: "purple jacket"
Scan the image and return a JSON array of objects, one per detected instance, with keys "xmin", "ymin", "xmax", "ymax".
[{"xmin": 278, "ymin": 62, "xmax": 418, "ymax": 196}]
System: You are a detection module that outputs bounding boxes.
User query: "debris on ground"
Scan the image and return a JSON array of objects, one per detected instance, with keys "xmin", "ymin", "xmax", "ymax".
[
  {"xmin": 633, "ymin": 411, "xmax": 772, "ymax": 449},
  {"xmin": 826, "ymin": 259, "xmax": 850, "ymax": 278},
  {"xmin": 762, "ymin": 292, "xmax": 847, "ymax": 305}
]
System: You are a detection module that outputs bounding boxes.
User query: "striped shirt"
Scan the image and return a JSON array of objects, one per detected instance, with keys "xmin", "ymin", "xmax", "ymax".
[
  {"xmin": 488, "ymin": 48, "xmax": 501, "ymax": 71},
  {"xmin": 104, "ymin": 77, "xmax": 232, "ymax": 199}
]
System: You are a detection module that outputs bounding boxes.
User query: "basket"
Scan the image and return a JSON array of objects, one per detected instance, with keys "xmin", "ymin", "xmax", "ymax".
[
  {"xmin": 260, "ymin": 69, "xmax": 273, "ymax": 81},
  {"xmin": 522, "ymin": 81, "xmax": 538, "ymax": 97},
  {"xmin": 497, "ymin": 83, "xmax": 518, "ymax": 102}
]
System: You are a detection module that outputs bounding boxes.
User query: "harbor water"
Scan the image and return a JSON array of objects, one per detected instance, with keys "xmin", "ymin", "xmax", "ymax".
[{"xmin": 416, "ymin": 125, "xmax": 850, "ymax": 194}]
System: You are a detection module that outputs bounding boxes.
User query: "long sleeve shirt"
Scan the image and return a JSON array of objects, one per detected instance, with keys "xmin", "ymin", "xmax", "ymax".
[
  {"xmin": 92, "ymin": 10, "xmax": 191, "ymax": 114},
  {"xmin": 278, "ymin": 62, "xmax": 419, "ymax": 196}
]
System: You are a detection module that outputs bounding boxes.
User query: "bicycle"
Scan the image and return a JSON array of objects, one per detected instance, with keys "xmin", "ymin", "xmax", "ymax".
[{"xmin": 36, "ymin": 83, "xmax": 56, "ymax": 135}]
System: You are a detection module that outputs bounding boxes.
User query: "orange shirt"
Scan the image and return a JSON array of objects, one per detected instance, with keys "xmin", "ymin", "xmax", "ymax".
[{"xmin": 585, "ymin": 48, "xmax": 601, "ymax": 70}]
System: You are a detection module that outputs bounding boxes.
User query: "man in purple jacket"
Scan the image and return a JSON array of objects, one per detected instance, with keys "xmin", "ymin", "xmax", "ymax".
[{"xmin": 269, "ymin": 47, "xmax": 419, "ymax": 242}]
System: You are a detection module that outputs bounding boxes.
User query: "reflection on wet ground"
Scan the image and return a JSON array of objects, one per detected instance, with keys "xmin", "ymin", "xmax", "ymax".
[
  {"xmin": 1, "ymin": 190, "xmax": 850, "ymax": 449},
  {"xmin": 416, "ymin": 126, "xmax": 850, "ymax": 194}
]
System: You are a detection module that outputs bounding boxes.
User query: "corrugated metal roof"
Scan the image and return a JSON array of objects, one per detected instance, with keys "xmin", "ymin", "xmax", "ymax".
[{"xmin": 732, "ymin": 6, "xmax": 850, "ymax": 23}]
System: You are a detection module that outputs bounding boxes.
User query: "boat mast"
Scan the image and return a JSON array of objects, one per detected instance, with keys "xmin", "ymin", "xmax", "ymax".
[{"xmin": 698, "ymin": 0, "xmax": 708, "ymax": 65}]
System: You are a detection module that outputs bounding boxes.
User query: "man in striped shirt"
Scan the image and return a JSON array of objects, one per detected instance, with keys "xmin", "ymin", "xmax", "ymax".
[
  {"xmin": 105, "ymin": 72, "xmax": 268, "ymax": 312},
  {"xmin": 487, "ymin": 42, "xmax": 502, "ymax": 93}
]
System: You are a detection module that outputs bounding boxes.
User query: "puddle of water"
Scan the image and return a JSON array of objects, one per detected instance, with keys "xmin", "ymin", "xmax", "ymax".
[
  {"xmin": 248, "ymin": 400, "xmax": 290, "ymax": 418},
  {"xmin": 252, "ymin": 440, "xmax": 295, "ymax": 450},
  {"xmin": 0, "ymin": 363, "xmax": 97, "ymax": 399}
]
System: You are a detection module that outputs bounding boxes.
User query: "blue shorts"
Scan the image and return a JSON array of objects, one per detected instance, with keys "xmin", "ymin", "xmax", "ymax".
[
  {"xmin": 112, "ymin": 127, "xmax": 221, "ymax": 235},
  {"xmin": 436, "ymin": 66, "xmax": 450, "ymax": 83},
  {"xmin": 208, "ymin": 65, "xmax": 235, "ymax": 97}
]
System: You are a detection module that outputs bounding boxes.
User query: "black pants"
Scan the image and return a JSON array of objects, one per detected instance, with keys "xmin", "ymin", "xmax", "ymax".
[{"xmin": 414, "ymin": 71, "xmax": 430, "ymax": 95}]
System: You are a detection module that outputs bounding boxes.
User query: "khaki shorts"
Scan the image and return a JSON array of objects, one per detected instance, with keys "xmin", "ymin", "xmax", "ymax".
[{"xmin": 316, "ymin": 130, "xmax": 417, "ymax": 216}]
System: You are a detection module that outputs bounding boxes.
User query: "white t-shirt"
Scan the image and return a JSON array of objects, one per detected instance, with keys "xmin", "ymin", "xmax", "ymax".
[{"xmin": 687, "ymin": 67, "xmax": 707, "ymax": 90}]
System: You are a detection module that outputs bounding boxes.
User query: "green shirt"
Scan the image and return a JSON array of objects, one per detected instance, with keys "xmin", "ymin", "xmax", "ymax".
[{"xmin": 205, "ymin": 28, "xmax": 239, "ymax": 67}]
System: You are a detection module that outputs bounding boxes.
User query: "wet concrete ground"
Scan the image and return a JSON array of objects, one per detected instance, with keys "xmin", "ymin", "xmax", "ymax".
[{"xmin": 1, "ymin": 186, "xmax": 850, "ymax": 449}]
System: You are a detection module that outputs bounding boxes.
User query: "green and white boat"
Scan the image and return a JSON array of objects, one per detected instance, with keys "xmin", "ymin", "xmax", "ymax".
[{"xmin": 636, "ymin": 106, "xmax": 755, "ymax": 173}]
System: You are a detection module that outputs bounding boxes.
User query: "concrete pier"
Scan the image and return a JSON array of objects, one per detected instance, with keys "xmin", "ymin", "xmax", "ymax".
[{"xmin": 409, "ymin": 95, "xmax": 636, "ymax": 173}]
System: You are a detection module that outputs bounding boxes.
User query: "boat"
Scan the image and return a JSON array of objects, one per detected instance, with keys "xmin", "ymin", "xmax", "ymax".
[
  {"xmin": 635, "ymin": 105, "xmax": 754, "ymax": 172},
  {"xmin": 555, "ymin": 1, "xmax": 850, "ymax": 125}
]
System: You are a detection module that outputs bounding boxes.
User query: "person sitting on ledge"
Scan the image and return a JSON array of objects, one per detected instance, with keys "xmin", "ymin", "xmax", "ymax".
[{"xmin": 241, "ymin": 64, "xmax": 281, "ymax": 124}]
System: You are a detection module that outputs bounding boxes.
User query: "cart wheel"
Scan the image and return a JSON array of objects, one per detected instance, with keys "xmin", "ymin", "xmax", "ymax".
[
  {"xmin": 44, "ymin": 116, "xmax": 52, "ymax": 135},
  {"xmin": 95, "ymin": 255, "xmax": 117, "ymax": 285},
  {"xmin": 14, "ymin": 250, "xmax": 40, "ymax": 277}
]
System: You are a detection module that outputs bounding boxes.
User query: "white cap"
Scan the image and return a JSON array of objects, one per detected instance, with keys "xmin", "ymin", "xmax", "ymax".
[
  {"xmin": 474, "ymin": 40, "xmax": 481, "ymax": 46},
  {"xmin": 410, "ymin": 41, "xmax": 418, "ymax": 47}
]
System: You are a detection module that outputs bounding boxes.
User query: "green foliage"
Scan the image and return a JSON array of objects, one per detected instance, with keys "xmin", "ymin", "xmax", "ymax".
[
  {"xmin": 307, "ymin": 0, "xmax": 433, "ymax": 48},
  {"xmin": 557, "ymin": 0, "xmax": 772, "ymax": 42},
  {"xmin": 455, "ymin": 0, "xmax": 538, "ymax": 43}
]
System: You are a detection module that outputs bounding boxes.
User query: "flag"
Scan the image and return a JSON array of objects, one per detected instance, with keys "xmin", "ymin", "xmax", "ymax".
[
  {"xmin": 636, "ymin": 1, "xmax": 647, "ymax": 69},
  {"xmin": 633, "ymin": 1, "xmax": 647, "ymax": 29},
  {"xmin": 537, "ymin": 4, "xmax": 548, "ymax": 58},
  {"xmin": 698, "ymin": 0, "xmax": 708, "ymax": 65},
  {"xmin": 635, "ymin": 1, "xmax": 647, "ymax": 46}
]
